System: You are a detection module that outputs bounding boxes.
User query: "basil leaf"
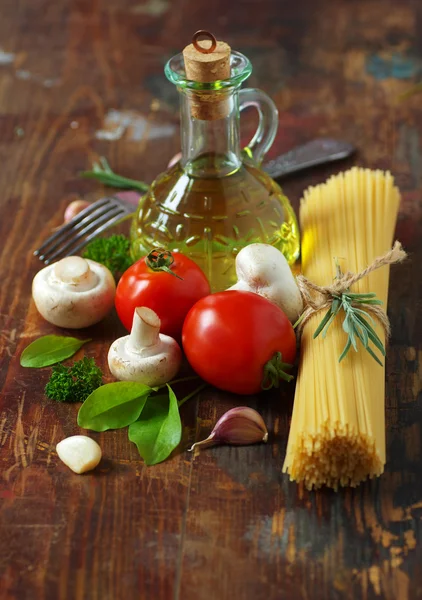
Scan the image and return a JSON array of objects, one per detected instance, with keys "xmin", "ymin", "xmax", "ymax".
[
  {"xmin": 128, "ymin": 385, "xmax": 182, "ymax": 466},
  {"xmin": 20, "ymin": 335, "xmax": 91, "ymax": 368},
  {"xmin": 77, "ymin": 382, "xmax": 152, "ymax": 432}
]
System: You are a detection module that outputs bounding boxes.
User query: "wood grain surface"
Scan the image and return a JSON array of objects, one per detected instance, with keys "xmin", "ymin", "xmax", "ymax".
[{"xmin": 0, "ymin": 1, "xmax": 421, "ymax": 599}]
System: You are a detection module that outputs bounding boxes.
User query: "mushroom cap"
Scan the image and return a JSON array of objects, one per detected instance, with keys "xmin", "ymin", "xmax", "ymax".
[
  {"xmin": 235, "ymin": 243, "xmax": 292, "ymax": 283},
  {"xmin": 231, "ymin": 243, "xmax": 303, "ymax": 322},
  {"xmin": 32, "ymin": 257, "xmax": 116, "ymax": 329}
]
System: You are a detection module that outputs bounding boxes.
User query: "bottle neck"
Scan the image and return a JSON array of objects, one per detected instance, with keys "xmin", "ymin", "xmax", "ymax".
[{"xmin": 180, "ymin": 88, "xmax": 242, "ymax": 178}]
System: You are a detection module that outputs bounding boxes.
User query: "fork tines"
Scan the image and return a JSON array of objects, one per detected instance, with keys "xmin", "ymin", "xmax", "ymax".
[{"xmin": 34, "ymin": 196, "xmax": 133, "ymax": 265}]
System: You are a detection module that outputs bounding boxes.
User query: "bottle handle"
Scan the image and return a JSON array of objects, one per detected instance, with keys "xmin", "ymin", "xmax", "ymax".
[{"xmin": 239, "ymin": 88, "xmax": 279, "ymax": 166}]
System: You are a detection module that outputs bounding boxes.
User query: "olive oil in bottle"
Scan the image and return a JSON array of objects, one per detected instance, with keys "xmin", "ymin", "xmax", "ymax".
[
  {"xmin": 130, "ymin": 32, "xmax": 299, "ymax": 291},
  {"xmin": 131, "ymin": 154, "xmax": 299, "ymax": 290}
]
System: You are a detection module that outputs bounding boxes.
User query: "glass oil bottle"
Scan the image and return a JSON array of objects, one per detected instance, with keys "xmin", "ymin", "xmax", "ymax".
[{"xmin": 131, "ymin": 31, "xmax": 299, "ymax": 290}]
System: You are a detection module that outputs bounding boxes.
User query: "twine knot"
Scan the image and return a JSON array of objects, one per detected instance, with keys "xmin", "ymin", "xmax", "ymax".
[{"xmin": 296, "ymin": 241, "xmax": 407, "ymax": 336}]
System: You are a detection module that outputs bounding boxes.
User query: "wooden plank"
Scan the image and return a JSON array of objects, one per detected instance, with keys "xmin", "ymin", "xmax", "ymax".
[
  {"xmin": 179, "ymin": 0, "xmax": 422, "ymax": 599},
  {"xmin": 0, "ymin": 0, "xmax": 421, "ymax": 599},
  {"xmin": 0, "ymin": 2, "xmax": 192, "ymax": 599}
]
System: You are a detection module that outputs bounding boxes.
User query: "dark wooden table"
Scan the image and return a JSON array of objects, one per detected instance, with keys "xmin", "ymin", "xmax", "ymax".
[{"xmin": 1, "ymin": 1, "xmax": 421, "ymax": 598}]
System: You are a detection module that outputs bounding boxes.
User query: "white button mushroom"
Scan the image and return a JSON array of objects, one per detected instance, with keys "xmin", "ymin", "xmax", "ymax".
[
  {"xmin": 228, "ymin": 243, "xmax": 303, "ymax": 323},
  {"xmin": 108, "ymin": 306, "xmax": 182, "ymax": 387},
  {"xmin": 56, "ymin": 435, "xmax": 102, "ymax": 474},
  {"xmin": 32, "ymin": 256, "xmax": 116, "ymax": 329}
]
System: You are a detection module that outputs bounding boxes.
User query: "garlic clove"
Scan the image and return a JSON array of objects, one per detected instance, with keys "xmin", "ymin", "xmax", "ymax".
[
  {"xmin": 214, "ymin": 407, "xmax": 269, "ymax": 444},
  {"xmin": 64, "ymin": 200, "xmax": 91, "ymax": 223},
  {"xmin": 56, "ymin": 435, "xmax": 102, "ymax": 474},
  {"xmin": 189, "ymin": 406, "xmax": 268, "ymax": 453},
  {"xmin": 51, "ymin": 200, "xmax": 91, "ymax": 231},
  {"xmin": 167, "ymin": 152, "xmax": 182, "ymax": 168}
]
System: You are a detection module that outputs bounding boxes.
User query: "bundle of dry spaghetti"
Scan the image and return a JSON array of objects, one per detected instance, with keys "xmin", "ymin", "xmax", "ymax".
[{"xmin": 283, "ymin": 167, "xmax": 402, "ymax": 490}]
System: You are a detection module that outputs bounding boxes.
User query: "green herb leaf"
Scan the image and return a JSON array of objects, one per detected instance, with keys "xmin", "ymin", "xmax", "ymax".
[
  {"xmin": 322, "ymin": 298, "xmax": 342, "ymax": 338},
  {"xmin": 313, "ymin": 298, "xmax": 342, "ymax": 340},
  {"xmin": 128, "ymin": 385, "xmax": 182, "ymax": 466},
  {"xmin": 45, "ymin": 357, "xmax": 102, "ymax": 402},
  {"xmin": 20, "ymin": 335, "xmax": 91, "ymax": 368},
  {"xmin": 313, "ymin": 308, "xmax": 334, "ymax": 339},
  {"xmin": 343, "ymin": 311, "xmax": 358, "ymax": 351},
  {"xmin": 353, "ymin": 319, "xmax": 369, "ymax": 349},
  {"xmin": 351, "ymin": 305, "xmax": 377, "ymax": 322},
  {"xmin": 80, "ymin": 157, "xmax": 149, "ymax": 193},
  {"xmin": 78, "ymin": 381, "xmax": 152, "ymax": 432},
  {"xmin": 354, "ymin": 313, "xmax": 386, "ymax": 356},
  {"xmin": 313, "ymin": 275, "xmax": 386, "ymax": 365},
  {"xmin": 351, "ymin": 298, "xmax": 383, "ymax": 305},
  {"xmin": 83, "ymin": 234, "xmax": 133, "ymax": 278},
  {"xmin": 365, "ymin": 344, "xmax": 384, "ymax": 367},
  {"xmin": 344, "ymin": 292, "xmax": 377, "ymax": 299},
  {"xmin": 339, "ymin": 337, "xmax": 352, "ymax": 362}
]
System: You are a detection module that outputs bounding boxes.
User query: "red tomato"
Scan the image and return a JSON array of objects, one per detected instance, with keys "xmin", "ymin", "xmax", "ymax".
[
  {"xmin": 115, "ymin": 250, "xmax": 210, "ymax": 339},
  {"xmin": 182, "ymin": 290, "xmax": 296, "ymax": 395}
]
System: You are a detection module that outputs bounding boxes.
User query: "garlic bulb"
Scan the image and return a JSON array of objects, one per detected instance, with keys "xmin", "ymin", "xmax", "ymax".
[{"xmin": 189, "ymin": 407, "xmax": 268, "ymax": 452}]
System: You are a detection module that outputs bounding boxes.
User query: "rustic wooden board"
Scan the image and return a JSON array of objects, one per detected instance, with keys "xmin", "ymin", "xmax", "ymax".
[{"xmin": 0, "ymin": 0, "xmax": 421, "ymax": 599}]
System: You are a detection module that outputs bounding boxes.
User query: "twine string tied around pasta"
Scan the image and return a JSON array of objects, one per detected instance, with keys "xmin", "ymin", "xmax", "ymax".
[{"xmin": 296, "ymin": 241, "xmax": 407, "ymax": 337}]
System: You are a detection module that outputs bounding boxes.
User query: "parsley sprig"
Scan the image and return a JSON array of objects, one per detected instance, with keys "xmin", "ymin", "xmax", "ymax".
[
  {"xmin": 45, "ymin": 357, "xmax": 103, "ymax": 403},
  {"xmin": 83, "ymin": 234, "xmax": 133, "ymax": 279}
]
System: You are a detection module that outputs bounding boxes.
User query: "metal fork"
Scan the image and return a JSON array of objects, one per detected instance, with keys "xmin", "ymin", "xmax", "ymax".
[{"xmin": 34, "ymin": 195, "xmax": 135, "ymax": 264}]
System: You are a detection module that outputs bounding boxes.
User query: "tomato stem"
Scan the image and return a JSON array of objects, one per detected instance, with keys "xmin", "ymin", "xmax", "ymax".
[
  {"xmin": 261, "ymin": 352, "xmax": 294, "ymax": 390},
  {"xmin": 145, "ymin": 247, "xmax": 183, "ymax": 280}
]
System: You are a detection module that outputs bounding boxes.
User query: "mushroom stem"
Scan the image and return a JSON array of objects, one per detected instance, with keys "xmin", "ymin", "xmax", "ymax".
[
  {"xmin": 108, "ymin": 306, "xmax": 182, "ymax": 386},
  {"xmin": 53, "ymin": 256, "xmax": 98, "ymax": 291},
  {"xmin": 127, "ymin": 307, "xmax": 160, "ymax": 352}
]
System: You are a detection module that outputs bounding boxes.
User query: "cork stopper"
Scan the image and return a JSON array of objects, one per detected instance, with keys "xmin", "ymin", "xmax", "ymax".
[{"xmin": 183, "ymin": 31, "xmax": 231, "ymax": 120}]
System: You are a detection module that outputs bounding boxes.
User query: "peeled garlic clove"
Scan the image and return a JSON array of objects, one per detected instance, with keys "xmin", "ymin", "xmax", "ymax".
[
  {"xmin": 189, "ymin": 407, "xmax": 268, "ymax": 453},
  {"xmin": 56, "ymin": 435, "xmax": 102, "ymax": 474}
]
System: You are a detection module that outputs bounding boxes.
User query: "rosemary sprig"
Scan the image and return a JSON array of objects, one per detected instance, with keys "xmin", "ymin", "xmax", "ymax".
[
  {"xmin": 314, "ymin": 291, "xmax": 385, "ymax": 365},
  {"xmin": 296, "ymin": 245, "xmax": 406, "ymax": 366},
  {"xmin": 80, "ymin": 157, "xmax": 149, "ymax": 193},
  {"xmin": 312, "ymin": 260, "xmax": 387, "ymax": 365}
]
